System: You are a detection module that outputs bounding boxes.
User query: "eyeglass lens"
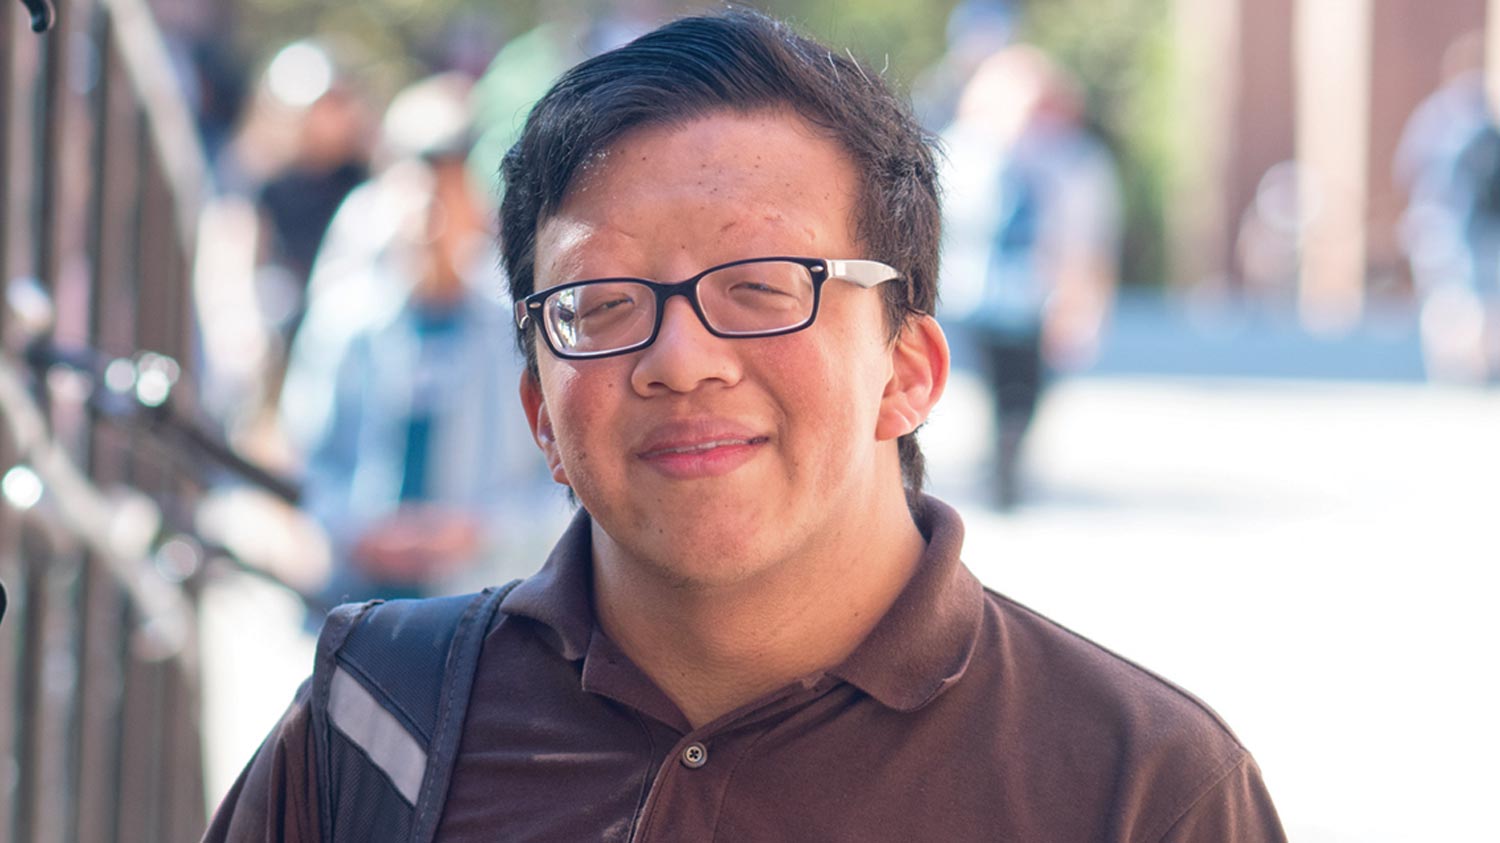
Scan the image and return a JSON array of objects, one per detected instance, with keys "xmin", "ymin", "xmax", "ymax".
[{"xmin": 542, "ymin": 260, "xmax": 817, "ymax": 355}]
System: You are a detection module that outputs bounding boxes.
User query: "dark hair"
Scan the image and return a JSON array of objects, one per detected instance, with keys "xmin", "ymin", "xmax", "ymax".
[{"xmin": 500, "ymin": 10, "xmax": 941, "ymax": 499}]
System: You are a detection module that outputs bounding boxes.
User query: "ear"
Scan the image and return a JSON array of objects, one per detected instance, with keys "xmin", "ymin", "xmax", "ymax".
[
  {"xmin": 520, "ymin": 370, "xmax": 570, "ymax": 486},
  {"xmin": 876, "ymin": 315, "xmax": 950, "ymax": 441}
]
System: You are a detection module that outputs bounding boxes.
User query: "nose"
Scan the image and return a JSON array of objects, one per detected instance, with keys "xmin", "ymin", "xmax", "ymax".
[{"xmin": 629, "ymin": 294, "xmax": 742, "ymax": 395}]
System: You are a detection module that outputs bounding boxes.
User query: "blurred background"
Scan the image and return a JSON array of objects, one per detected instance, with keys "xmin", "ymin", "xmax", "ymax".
[{"xmin": 1, "ymin": 0, "xmax": 1497, "ymax": 840}]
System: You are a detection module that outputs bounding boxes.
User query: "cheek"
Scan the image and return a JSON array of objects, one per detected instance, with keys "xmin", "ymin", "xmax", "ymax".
[
  {"xmin": 766, "ymin": 332, "xmax": 887, "ymax": 455},
  {"xmin": 544, "ymin": 367, "xmax": 623, "ymax": 474}
]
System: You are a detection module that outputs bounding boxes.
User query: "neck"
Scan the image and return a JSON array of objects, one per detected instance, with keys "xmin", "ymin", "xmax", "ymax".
[{"xmin": 592, "ymin": 488, "xmax": 927, "ymax": 729}]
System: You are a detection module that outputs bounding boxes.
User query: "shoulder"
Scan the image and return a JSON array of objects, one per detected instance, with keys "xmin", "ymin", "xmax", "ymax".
[
  {"xmin": 979, "ymin": 587, "xmax": 1246, "ymax": 750},
  {"xmin": 959, "ymin": 589, "xmax": 1279, "ymax": 840},
  {"xmin": 203, "ymin": 686, "xmax": 320, "ymax": 842}
]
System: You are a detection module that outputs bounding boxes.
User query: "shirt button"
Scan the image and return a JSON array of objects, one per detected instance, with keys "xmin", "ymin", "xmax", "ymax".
[{"xmin": 680, "ymin": 742, "xmax": 708, "ymax": 769}]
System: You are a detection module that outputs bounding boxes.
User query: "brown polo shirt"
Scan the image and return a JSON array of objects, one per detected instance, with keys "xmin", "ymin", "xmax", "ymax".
[{"xmin": 205, "ymin": 496, "xmax": 1285, "ymax": 842}]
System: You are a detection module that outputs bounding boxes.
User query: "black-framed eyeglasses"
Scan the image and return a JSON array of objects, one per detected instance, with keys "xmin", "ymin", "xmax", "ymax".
[{"xmin": 514, "ymin": 256, "xmax": 900, "ymax": 360}]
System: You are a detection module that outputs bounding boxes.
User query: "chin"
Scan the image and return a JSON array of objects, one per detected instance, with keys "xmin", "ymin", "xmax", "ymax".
[
  {"xmin": 620, "ymin": 517, "xmax": 788, "ymax": 590},
  {"xmin": 582, "ymin": 473, "xmax": 804, "ymax": 573}
]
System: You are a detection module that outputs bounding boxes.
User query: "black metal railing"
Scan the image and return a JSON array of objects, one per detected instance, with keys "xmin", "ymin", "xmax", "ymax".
[{"xmin": 1, "ymin": 0, "xmax": 220, "ymax": 837}]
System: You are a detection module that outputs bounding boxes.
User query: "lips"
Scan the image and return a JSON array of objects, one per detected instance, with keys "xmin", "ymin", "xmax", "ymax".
[
  {"xmin": 635, "ymin": 420, "xmax": 769, "ymax": 479},
  {"xmin": 641, "ymin": 437, "xmax": 768, "ymax": 457}
]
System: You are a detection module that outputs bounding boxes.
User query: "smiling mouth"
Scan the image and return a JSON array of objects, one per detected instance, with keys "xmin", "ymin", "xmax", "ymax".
[{"xmin": 640, "ymin": 436, "xmax": 770, "ymax": 458}]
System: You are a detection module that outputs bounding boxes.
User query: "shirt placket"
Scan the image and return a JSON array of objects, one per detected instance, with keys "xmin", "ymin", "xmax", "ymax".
[{"xmin": 628, "ymin": 678, "xmax": 839, "ymax": 843}]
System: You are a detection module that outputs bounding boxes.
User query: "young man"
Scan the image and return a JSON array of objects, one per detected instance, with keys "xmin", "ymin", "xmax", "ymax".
[{"xmin": 207, "ymin": 12, "xmax": 1285, "ymax": 841}]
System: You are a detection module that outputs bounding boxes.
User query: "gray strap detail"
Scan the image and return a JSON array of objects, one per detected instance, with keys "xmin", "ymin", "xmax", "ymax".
[{"xmin": 328, "ymin": 666, "xmax": 427, "ymax": 805}]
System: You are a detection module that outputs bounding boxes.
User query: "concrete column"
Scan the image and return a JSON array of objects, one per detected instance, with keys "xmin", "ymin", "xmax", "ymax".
[
  {"xmin": 1294, "ymin": 0, "xmax": 1372, "ymax": 331},
  {"xmin": 1172, "ymin": 0, "xmax": 1295, "ymax": 292},
  {"xmin": 1171, "ymin": 0, "xmax": 1237, "ymax": 288},
  {"xmin": 1490, "ymin": 0, "xmax": 1500, "ymax": 109}
]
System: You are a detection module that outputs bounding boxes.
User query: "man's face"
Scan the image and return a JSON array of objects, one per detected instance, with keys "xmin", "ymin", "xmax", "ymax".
[{"xmin": 521, "ymin": 111, "xmax": 922, "ymax": 586}]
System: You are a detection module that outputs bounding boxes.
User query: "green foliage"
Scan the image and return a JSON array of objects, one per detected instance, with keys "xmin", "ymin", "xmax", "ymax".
[
  {"xmin": 748, "ymin": 0, "xmax": 961, "ymax": 92},
  {"xmin": 230, "ymin": 0, "xmax": 1172, "ymax": 284},
  {"xmin": 233, "ymin": 0, "xmax": 537, "ymax": 98},
  {"xmin": 233, "ymin": 0, "xmax": 961, "ymax": 102}
]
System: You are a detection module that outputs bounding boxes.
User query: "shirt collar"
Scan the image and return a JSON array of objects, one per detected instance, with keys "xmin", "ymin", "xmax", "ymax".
[
  {"xmin": 502, "ymin": 509, "xmax": 596, "ymax": 661},
  {"xmin": 503, "ymin": 495, "xmax": 985, "ymax": 712},
  {"xmin": 826, "ymin": 495, "xmax": 985, "ymax": 711}
]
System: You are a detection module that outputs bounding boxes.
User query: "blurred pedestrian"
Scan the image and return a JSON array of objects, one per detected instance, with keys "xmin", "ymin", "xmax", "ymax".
[
  {"xmin": 250, "ymin": 41, "xmax": 374, "ymax": 341},
  {"xmin": 940, "ymin": 45, "xmax": 1122, "ymax": 508},
  {"xmin": 1396, "ymin": 31, "xmax": 1500, "ymax": 384},
  {"xmin": 279, "ymin": 73, "xmax": 559, "ymax": 609},
  {"xmin": 910, "ymin": 0, "xmax": 1016, "ymax": 131}
]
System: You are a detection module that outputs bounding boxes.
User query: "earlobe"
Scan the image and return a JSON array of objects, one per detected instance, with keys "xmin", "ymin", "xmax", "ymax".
[
  {"xmin": 519, "ymin": 371, "xmax": 570, "ymax": 486},
  {"xmin": 875, "ymin": 315, "xmax": 950, "ymax": 441}
]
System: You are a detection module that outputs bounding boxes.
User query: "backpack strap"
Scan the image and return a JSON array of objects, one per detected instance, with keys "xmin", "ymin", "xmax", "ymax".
[{"xmin": 310, "ymin": 580, "xmax": 520, "ymax": 842}]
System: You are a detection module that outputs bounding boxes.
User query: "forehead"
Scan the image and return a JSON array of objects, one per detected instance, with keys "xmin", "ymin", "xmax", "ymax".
[{"xmin": 535, "ymin": 110, "xmax": 862, "ymax": 283}]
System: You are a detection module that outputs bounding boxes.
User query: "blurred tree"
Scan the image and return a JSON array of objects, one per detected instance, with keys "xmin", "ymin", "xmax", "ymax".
[
  {"xmin": 222, "ymin": 0, "xmax": 1169, "ymax": 285},
  {"xmin": 229, "ymin": 0, "xmax": 960, "ymax": 112},
  {"xmin": 230, "ymin": 0, "xmax": 535, "ymax": 101},
  {"xmin": 753, "ymin": 0, "xmax": 961, "ymax": 93}
]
